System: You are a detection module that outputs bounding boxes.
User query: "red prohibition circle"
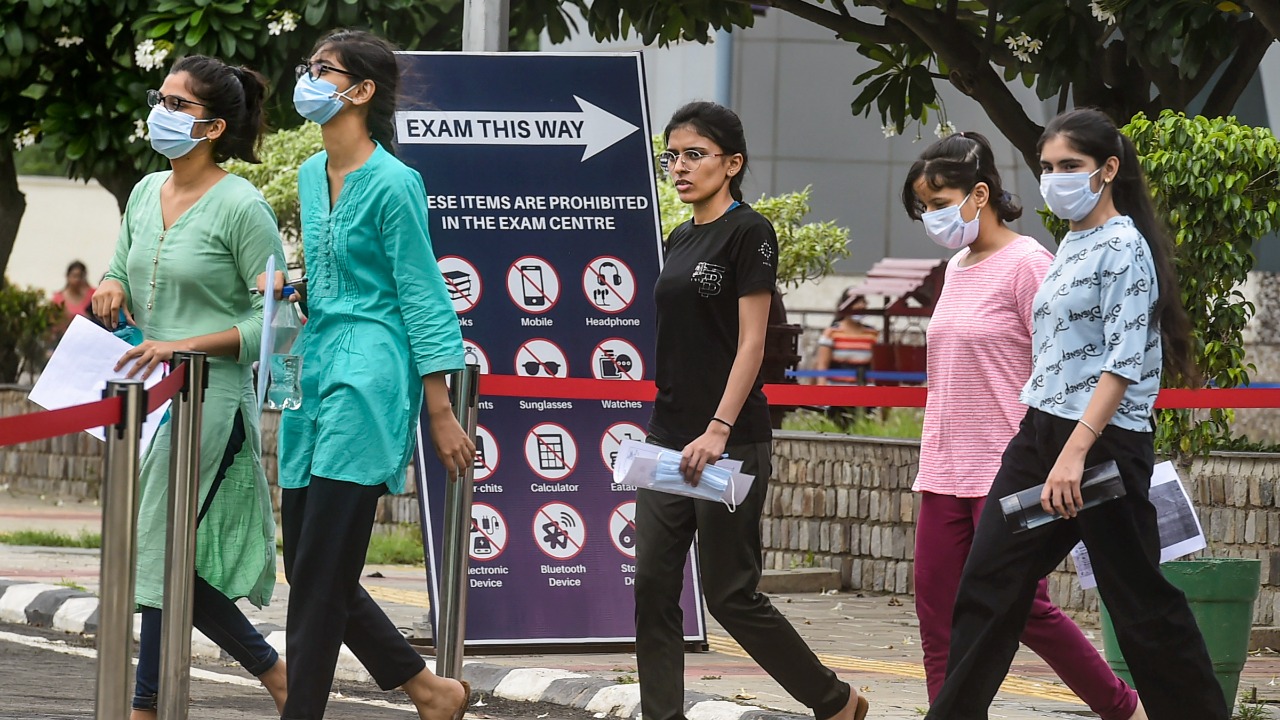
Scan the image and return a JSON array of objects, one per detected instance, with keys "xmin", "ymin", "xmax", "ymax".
[
  {"xmin": 532, "ymin": 501, "xmax": 586, "ymax": 561},
  {"xmin": 506, "ymin": 255, "xmax": 560, "ymax": 315}
]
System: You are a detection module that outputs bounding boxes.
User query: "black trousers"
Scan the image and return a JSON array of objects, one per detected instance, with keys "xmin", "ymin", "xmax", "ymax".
[
  {"xmin": 280, "ymin": 477, "xmax": 426, "ymax": 719},
  {"xmin": 926, "ymin": 409, "xmax": 1227, "ymax": 720},
  {"xmin": 634, "ymin": 439, "xmax": 850, "ymax": 720}
]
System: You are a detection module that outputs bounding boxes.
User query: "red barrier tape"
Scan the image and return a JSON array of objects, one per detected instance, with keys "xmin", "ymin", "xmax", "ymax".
[
  {"xmin": 477, "ymin": 375, "xmax": 1280, "ymax": 410},
  {"xmin": 0, "ymin": 396, "xmax": 123, "ymax": 448},
  {"xmin": 148, "ymin": 364, "xmax": 187, "ymax": 415},
  {"xmin": 0, "ymin": 363, "xmax": 190, "ymax": 449}
]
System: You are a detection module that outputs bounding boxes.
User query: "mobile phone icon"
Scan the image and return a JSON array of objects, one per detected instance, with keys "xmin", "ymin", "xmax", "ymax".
[{"xmin": 520, "ymin": 265, "xmax": 545, "ymax": 307}]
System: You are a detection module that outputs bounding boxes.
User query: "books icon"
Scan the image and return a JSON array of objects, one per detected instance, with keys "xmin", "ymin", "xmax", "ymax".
[{"xmin": 444, "ymin": 270, "xmax": 473, "ymax": 301}]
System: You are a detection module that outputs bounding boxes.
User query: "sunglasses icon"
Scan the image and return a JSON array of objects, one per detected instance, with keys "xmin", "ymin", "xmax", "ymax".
[{"xmin": 522, "ymin": 360, "xmax": 562, "ymax": 376}]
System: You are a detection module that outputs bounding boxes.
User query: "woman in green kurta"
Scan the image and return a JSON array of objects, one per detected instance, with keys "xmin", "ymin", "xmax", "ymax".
[
  {"xmin": 92, "ymin": 56, "xmax": 288, "ymax": 718},
  {"xmin": 263, "ymin": 30, "xmax": 473, "ymax": 720}
]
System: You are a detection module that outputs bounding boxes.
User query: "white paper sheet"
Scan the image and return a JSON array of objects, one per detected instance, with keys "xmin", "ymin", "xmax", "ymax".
[
  {"xmin": 29, "ymin": 315, "xmax": 171, "ymax": 453},
  {"xmin": 1070, "ymin": 460, "xmax": 1207, "ymax": 589},
  {"xmin": 256, "ymin": 255, "xmax": 277, "ymax": 410}
]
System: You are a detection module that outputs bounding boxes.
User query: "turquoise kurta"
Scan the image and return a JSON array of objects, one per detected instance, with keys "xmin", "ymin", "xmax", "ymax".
[
  {"xmin": 105, "ymin": 171, "xmax": 284, "ymax": 609},
  {"xmin": 279, "ymin": 144, "xmax": 463, "ymax": 493}
]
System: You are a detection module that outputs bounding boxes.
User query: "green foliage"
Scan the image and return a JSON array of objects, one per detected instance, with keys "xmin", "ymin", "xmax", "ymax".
[
  {"xmin": 563, "ymin": 2, "xmax": 1275, "ymax": 171},
  {"xmin": 782, "ymin": 408, "xmax": 924, "ymax": 439},
  {"xmin": 653, "ymin": 137, "xmax": 850, "ymax": 288},
  {"xmin": 225, "ymin": 122, "xmax": 322, "ymax": 258},
  {"xmin": 0, "ymin": 280, "xmax": 60, "ymax": 383},
  {"xmin": 1122, "ymin": 111, "xmax": 1280, "ymax": 455},
  {"xmin": 365, "ymin": 524, "xmax": 425, "ymax": 565},
  {"xmin": 0, "ymin": 529, "xmax": 101, "ymax": 548}
]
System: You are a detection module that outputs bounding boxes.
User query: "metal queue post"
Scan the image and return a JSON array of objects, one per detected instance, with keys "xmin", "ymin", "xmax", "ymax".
[
  {"xmin": 95, "ymin": 379, "xmax": 148, "ymax": 719},
  {"xmin": 433, "ymin": 0, "xmax": 505, "ymax": 678},
  {"xmin": 436, "ymin": 364, "xmax": 482, "ymax": 679},
  {"xmin": 158, "ymin": 352, "xmax": 209, "ymax": 720}
]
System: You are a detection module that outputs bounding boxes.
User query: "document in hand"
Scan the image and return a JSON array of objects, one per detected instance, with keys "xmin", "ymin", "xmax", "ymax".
[
  {"xmin": 1069, "ymin": 460, "xmax": 1206, "ymax": 589},
  {"xmin": 612, "ymin": 438, "xmax": 755, "ymax": 510},
  {"xmin": 29, "ymin": 315, "xmax": 171, "ymax": 454}
]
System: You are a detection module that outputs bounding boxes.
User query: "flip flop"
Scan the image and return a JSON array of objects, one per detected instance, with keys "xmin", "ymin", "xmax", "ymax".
[{"xmin": 451, "ymin": 680, "xmax": 472, "ymax": 720}]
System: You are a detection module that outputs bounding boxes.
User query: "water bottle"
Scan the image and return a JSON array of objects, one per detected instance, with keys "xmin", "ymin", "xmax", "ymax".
[
  {"xmin": 266, "ymin": 295, "xmax": 303, "ymax": 410},
  {"xmin": 1000, "ymin": 460, "xmax": 1126, "ymax": 533}
]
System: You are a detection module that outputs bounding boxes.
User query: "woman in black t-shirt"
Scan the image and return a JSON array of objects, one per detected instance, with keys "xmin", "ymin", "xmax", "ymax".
[{"xmin": 635, "ymin": 101, "xmax": 867, "ymax": 720}]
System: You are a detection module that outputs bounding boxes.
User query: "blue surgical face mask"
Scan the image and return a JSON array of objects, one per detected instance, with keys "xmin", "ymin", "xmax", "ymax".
[
  {"xmin": 146, "ymin": 105, "xmax": 215, "ymax": 160},
  {"xmin": 653, "ymin": 457, "xmax": 738, "ymax": 510},
  {"xmin": 1040, "ymin": 169, "xmax": 1103, "ymax": 222},
  {"xmin": 921, "ymin": 193, "xmax": 980, "ymax": 250},
  {"xmin": 293, "ymin": 74, "xmax": 356, "ymax": 125}
]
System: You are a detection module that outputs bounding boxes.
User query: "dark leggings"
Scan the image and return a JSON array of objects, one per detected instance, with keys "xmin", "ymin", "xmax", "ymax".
[{"xmin": 132, "ymin": 410, "xmax": 279, "ymax": 710}]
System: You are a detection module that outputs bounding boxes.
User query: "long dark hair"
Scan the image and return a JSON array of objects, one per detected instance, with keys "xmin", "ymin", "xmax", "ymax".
[
  {"xmin": 663, "ymin": 101, "xmax": 749, "ymax": 202},
  {"xmin": 1038, "ymin": 108, "xmax": 1199, "ymax": 387},
  {"xmin": 170, "ymin": 55, "xmax": 268, "ymax": 164},
  {"xmin": 312, "ymin": 29, "xmax": 400, "ymax": 155},
  {"xmin": 901, "ymin": 131, "xmax": 1021, "ymax": 222}
]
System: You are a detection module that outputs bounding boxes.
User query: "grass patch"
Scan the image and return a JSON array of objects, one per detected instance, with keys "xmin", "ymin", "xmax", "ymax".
[
  {"xmin": 0, "ymin": 530, "xmax": 101, "ymax": 549},
  {"xmin": 782, "ymin": 408, "xmax": 923, "ymax": 439},
  {"xmin": 55, "ymin": 579, "xmax": 88, "ymax": 592},
  {"xmin": 365, "ymin": 526, "xmax": 425, "ymax": 565}
]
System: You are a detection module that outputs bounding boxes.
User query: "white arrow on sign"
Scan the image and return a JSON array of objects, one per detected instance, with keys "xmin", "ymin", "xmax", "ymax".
[{"xmin": 394, "ymin": 96, "xmax": 640, "ymax": 161}]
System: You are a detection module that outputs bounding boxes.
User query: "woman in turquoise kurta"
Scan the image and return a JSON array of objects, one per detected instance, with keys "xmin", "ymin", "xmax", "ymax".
[
  {"xmin": 266, "ymin": 30, "xmax": 473, "ymax": 720},
  {"xmin": 92, "ymin": 56, "xmax": 287, "ymax": 717}
]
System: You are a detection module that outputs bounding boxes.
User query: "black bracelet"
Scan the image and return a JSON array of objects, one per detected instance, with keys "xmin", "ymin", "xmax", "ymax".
[{"xmin": 710, "ymin": 417, "xmax": 733, "ymax": 431}]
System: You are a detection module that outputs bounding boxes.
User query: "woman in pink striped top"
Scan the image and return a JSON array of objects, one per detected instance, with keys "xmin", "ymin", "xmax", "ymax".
[{"xmin": 902, "ymin": 132, "xmax": 1145, "ymax": 720}]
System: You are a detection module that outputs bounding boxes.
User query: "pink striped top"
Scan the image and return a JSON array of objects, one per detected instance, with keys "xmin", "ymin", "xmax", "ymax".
[{"xmin": 914, "ymin": 235, "xmax": 1053, "ymax": 497}]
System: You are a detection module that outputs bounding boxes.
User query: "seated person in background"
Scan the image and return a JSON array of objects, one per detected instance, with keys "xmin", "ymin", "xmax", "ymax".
[{"xmin": 813, "ymin": 290, "xmax": 878, "ymax": 385}]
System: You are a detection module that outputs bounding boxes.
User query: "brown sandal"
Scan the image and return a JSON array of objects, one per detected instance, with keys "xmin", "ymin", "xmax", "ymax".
[{"xmin": 451, "ymin": 680, "xmax": 472, "ymax": 720}]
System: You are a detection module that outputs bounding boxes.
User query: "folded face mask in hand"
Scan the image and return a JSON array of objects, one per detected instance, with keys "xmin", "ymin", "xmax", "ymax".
[{"xmin": 652, "ymin": 456, "xmax": 738, "ymax": 511}]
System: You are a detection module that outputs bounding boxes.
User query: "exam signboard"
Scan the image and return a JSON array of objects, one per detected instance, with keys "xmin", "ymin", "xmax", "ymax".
[{"xmin": 402, "ymin": 52, "xmax": 705, "ymax": 647}]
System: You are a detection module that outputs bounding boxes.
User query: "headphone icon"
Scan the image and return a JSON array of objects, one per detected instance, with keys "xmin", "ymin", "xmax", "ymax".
[{"xmin": 597, "ymin": 261, "xmax": 622, "ymax": 286}]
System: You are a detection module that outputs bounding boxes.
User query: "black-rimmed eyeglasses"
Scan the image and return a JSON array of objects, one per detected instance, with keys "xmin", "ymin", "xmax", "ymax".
[
  {"xmin": 147, "ymin": 89, "xmax": 210, "ymax": 114},
  {"xmin": 295, "ymin": 61, "xmax": 359, "ymax": 81}
]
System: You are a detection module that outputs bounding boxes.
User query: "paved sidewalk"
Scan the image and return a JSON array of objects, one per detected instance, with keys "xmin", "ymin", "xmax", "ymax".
[{"xmin": 2, "ymin": 492, "xmax": 1277, "ymax": 719}]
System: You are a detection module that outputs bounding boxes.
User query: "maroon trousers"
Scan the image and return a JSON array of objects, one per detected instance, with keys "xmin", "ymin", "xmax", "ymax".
[{"xmin": 914, "ymin": 491, "xmax": 1138, "ymax": 719}]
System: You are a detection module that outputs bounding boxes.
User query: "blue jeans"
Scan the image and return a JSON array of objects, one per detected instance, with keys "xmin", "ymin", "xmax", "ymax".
[{"xmin": 132, "ymin": 576, "xmax": 279, "ymax": 709}]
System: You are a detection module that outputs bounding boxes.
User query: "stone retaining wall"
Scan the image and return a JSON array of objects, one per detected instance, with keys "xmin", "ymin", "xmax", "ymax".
[{"xmin": 4, "ymin": 387, "xmax": 1278, "ymax": 625}]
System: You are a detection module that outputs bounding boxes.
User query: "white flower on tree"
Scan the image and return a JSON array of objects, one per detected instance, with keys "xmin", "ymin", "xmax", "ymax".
[
  {"xmin": 935, "ymin": 121, "xmax": 956, "ymax": 139},
  {"xmin": 128, "ymin": 118, "xmax": 148, "ymax": 144},
  {"xmin": 1003, "ymin": 32, "xmax": 1043, "ymax": 63},
  {"xmin": 268, "ymin": 10, "xmax": 300, "ymax": 36},
  {"xmin": 1089, "ymin": 1, "xmax": 1118, "ymax": 25},
  {"xmin": 135, "ymin": 39, "xmax": 171, "ymax": 72},
  {"xmin": 882, "ymin": 123, "xmax": 898, "ymax": 138},
  {"xmin": 12, "ymin": 127, "xmax": 37, "ymax": 151},
  {"xmin": 55, "ymin": 26, "xmax": 84, "ymax": 48}
]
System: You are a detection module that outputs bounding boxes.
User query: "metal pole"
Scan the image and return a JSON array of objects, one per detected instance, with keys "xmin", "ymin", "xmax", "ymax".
[
  {"xmin": 158, "ymin": 352, "xmax": 208, "ymax": 720},
  {"xmin": 462, "ymin": 0, "xmax": 509, "ymax": 52},
  {"xmin": 436, "ymin": 364, "xmax": 481, "ymax": 679},
  {"xmin": 95, "ymin": 380, "xmax": 147, "ymax": 720}
]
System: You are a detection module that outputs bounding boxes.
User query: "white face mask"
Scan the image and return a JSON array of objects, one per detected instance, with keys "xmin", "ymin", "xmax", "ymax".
[
  {"xmin": 921, "ymin": 193, "xmax": 980, "ymax": 250},
  {"xmin": 1040, "ymin": 169, "xmax": 1103, "ymax": 222}
]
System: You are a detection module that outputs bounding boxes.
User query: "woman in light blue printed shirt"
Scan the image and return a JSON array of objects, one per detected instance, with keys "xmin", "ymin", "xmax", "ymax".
[{"xmin": 925, "ymin": 109, "xmax": 1225, "ymax": 720}]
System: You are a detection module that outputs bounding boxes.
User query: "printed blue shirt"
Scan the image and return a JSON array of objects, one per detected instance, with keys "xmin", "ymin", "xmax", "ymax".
[{"xmin": 1019, "ymin": 215, "xmax": 1162, "ymax": 431}]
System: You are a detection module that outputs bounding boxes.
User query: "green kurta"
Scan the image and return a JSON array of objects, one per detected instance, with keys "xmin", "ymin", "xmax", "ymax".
[
  {"xmin": 278, "ymin": 145, "xmax": 464, "ymax": 493},
  {"xmin": 104, "ymin": 171, "xmax": 284, "ymax": 609}
]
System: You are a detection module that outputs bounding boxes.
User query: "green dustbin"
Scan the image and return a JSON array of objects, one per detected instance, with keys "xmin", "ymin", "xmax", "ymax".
[{"xmin": 1099, "ymin": 558, "xmax": 1261, "ymax": 710}]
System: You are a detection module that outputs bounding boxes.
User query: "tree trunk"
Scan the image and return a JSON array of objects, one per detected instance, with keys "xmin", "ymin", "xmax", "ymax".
[
  {"xmin": 0, "ymin": 144, "xmax": 29, "ymax": 288},
  {"xmin": 95, "ymin": 166, "xmax": 145, "ymax": 215}
]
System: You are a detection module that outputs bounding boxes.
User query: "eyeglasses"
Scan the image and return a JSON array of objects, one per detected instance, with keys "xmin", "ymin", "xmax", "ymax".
[
  {"xmin": 658, "ymin": 149, "xmax": 729, "ymax": 173},
  {"xmin": 295, "ymin": 61, "xmax": 359, "ymax": 81},
  {"xmin": 147, "ymin": 89, "xmax": 210, "ymax": 114},
  {"xmin": 522, "ymin": 360, "xmax": 562, "ymax": 376}
]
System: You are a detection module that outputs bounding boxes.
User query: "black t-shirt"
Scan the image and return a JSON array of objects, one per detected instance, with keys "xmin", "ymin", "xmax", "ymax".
[{"xmin": 649, "ymin": 203, "xmax": 779, "ymax": 448}]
